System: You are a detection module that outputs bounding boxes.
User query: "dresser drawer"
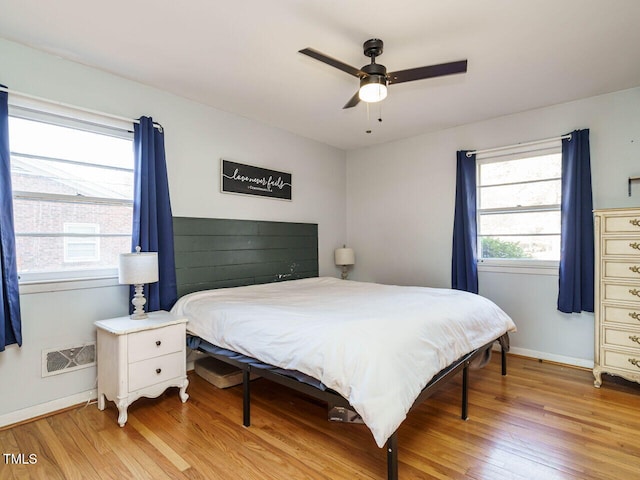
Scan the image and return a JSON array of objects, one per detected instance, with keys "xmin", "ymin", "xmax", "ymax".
[
  {"xmin": 603, "ymin": 327, "xmax": 640, "ymax": 350},
  {"xmin": 128, "ymin": 324, "xmax": 184, "ymax": 363},
  {"xmin": 602, "ymin": 215, "xmax": 640, "ymax": 234},
  {"xmin": 603, "ymin": 260, "xmax": 640, "ymax": 280},
  {"xmin": 602, "ymin": 238, "xmax": 640, "ymax": 257},
  {"xmin": 602, "ymin": 304, "xmax": 640, "ymax": 327},
  {"xmin": 602, "ymin": 349, "xmax": 640, "ymax": 374},
  {"xmin": 603, "ymin": 282, "xmax": 640, "ymax": 304},
  {"xmin": 128, "ymin": 352, "xmax": 185, "ymax": 392}
]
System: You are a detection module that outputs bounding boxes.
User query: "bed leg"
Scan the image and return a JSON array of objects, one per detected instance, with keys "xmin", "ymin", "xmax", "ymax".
[
  {"xmin": 243, "ymin": 368, "xmax": 251, "ymax": 427},
  {"xmin": 386, "ymin": 431, "xmax": 398, "ymax": 480},
  {"xmin": 501, "ymin": 346, "xmax": 507, "ymax": 376},
  {"xmin": 461, "ymin": 363, "xmax": 469, "ymax": 420}
]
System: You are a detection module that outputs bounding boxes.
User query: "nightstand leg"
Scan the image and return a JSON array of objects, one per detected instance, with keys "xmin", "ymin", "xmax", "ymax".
[
  {"xmin": 97, "ymin": 393, "xmax": 105, "ymax": 411},
  {"xmin": 179, "ymin": 378, "xmax": 189, "ymax": 403}
]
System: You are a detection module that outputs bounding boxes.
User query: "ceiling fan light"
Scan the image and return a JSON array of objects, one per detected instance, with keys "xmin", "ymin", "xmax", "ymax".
[{"xmin": 359, "ymin": 76, "xmax": 388, "ymax": 103}]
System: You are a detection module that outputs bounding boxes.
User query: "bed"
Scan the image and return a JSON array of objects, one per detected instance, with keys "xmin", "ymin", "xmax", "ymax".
[{"xmin": 171, "ymin": 217, "xmax": 516, "ymax": 480}]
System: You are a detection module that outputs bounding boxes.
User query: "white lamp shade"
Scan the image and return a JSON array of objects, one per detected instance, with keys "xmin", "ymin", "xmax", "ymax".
[
  {"xmin": 335, "ymin": 247, "xmax": 355, "ymax": 266},
  {"xmin": 118, "ymin": 251, "xmax": 159, "ymax": 285}
]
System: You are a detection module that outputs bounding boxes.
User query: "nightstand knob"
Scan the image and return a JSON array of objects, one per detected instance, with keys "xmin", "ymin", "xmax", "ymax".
[
  {"xmin": 156, "ymin": 340, "xmax": 162, "ymax": 346},
  {"xmin": 156, "ymin": 368, "xmax": 162, "ymax": 374}
]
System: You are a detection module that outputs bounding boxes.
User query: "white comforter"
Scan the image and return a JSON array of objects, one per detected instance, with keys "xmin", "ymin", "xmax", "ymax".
[{"xmin": 172, "ymin": 277, "xmax": 516, "ymax": 447}]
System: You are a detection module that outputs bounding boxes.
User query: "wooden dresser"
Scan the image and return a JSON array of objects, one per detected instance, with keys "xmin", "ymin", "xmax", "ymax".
[{"xmin": 593, "ymin": 208, "xmax": 640, "ymax": 387}]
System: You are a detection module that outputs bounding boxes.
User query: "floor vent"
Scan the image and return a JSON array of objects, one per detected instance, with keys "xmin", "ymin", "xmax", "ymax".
[{"xmin": 42, "ymin": 343, "xmax": 96, "ymax": 377}]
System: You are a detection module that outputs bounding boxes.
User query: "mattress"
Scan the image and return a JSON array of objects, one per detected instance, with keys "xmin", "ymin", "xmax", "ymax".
[{"xmin": 172, "ymin": 277, "xmax": 516, "ymax": 447}]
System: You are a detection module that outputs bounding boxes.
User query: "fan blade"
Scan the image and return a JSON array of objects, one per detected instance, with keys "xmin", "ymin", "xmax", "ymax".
[
  {"xmin": 388, "ymin": 60, "xmax": 467, "ymax": 85},
  {"xmin": 343, "ymin": 91, "xmax": 361, "ymax": 109},
  {"xmin": 299, "ymin": 48, "xmax": 365, "ymax": 78}
]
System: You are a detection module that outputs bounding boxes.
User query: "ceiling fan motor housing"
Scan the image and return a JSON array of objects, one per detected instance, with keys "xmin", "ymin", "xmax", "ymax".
[
  {"xmin": 360, "ymin": 63, "xmax": 388, "ymax": 86},
  {"xmin": 363, "ymin": 38, "xmax": 384, "ymax": 58}
]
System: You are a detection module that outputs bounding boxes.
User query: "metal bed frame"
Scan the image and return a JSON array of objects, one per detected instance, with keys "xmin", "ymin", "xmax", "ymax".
[{"xmin": 195, "ymin": 334, "xmax": 509, "ymax": 480}]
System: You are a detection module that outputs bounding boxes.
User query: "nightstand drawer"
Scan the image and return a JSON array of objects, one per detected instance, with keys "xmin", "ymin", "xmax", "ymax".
[
  {"xmin": 129, "ymin": 352, "xmax": 185, "ymax": 392},
  {"xmin": 128, "ymin": 324, "xmax": 184, "ymax": 363},
  {"xmin": 603, "ymin": 327, "xmax": 640, "ymax": 350}
]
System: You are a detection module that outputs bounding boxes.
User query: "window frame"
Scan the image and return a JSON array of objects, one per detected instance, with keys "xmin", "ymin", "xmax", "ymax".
[
  {"xmin": 475, "ymin": 143, "xmax": 562, "ymax": 276},
  {"xmin": 7, "ymin": 104, "xmax": 135, "ymax": 289}
]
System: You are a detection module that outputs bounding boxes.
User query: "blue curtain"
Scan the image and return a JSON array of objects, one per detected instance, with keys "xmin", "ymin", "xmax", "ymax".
[
  {"xmin": 558, "ymin": 129, "xmax": 594, "ymax": 313},
  {"xmin": 451, "ymin": 150, "xmax": 478, "ymax": 293},
  {"xmin": 0, "ymin": 87, "xmax": 22, "ymax": 351},
  {"xmin": 132, "ymin": 117, "xmax": 177, "ymax": 312}
]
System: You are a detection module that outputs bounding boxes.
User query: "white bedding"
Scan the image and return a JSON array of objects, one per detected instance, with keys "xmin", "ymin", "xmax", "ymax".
[{"xmin": 172, "ymin": 277, "xmax": 516, "ymax": 447}]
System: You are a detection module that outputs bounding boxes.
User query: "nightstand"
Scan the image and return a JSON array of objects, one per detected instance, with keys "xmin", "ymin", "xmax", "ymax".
[{"xmin": 95, "ymin": 310, "xmax": 189, "ymax": 426}]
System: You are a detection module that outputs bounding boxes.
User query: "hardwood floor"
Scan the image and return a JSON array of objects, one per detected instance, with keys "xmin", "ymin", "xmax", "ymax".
[{"xmin": 1, "ymin": 354, "xmax": 639, "ymax": 479}]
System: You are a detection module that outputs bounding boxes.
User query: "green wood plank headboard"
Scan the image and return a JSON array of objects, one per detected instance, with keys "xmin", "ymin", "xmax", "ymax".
[{"xmin": 173, "ymin": 217, "xmax": 319, "ymax": 297}]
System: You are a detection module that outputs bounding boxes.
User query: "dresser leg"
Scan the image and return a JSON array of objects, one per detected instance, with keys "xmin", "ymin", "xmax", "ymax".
[
  {"xmin": 593, "ymin": 366, "xmax": 603, "ymax": 388},
  {"xmin": 179, "ymin": 378, "xmax": 189, "ymax": 403},
  {"xmin": 116, "ymin": 399, "xmax": 128, "ymax": 427},
  {"xmin": 97, "ymin": 393, "xmax": 105, "ymax": 411}
]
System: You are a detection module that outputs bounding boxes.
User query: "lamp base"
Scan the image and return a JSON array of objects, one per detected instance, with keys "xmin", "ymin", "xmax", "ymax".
[
  {"xmin": 130, "ymin": 283, "xmax": 148, "ymax": 320},
  {"xmin": 341, "ymin": 265, "xmax": 349, "ymax": 280}
]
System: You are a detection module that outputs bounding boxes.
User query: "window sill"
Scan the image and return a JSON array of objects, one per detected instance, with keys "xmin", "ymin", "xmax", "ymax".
[
  {"xmin": 478, "ymin": 260, "xmax": 559, "ymax": 276},
  {"xmin": 18, "ymin": 275, "xmax": 122, "ymax": 294}
]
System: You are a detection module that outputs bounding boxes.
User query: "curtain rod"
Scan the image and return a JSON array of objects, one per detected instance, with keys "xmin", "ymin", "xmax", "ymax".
[
  {"xmin": 466, "ymin": 133, "xmax": 572, "ymax": 157},
  {"xmin": 0, "ymin": 86, "xmax": 162, "ymax": 131}
]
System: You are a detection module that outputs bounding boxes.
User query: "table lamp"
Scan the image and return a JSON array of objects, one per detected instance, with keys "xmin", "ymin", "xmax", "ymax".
[
  {"xmin": 118, "ymin": 246, "xmax": 159, "ymax": 319},
  {"xmin": 335, "ymin": 246, "xmax": 355, "ymax": 280}
]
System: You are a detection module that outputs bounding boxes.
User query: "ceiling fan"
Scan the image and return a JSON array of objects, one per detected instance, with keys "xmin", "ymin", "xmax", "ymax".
[{"xmin": 299, "ymin": 38, "xmax": 467, "ymax": 109}]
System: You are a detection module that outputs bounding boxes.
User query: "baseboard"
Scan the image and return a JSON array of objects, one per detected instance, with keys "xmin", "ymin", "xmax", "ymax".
[
  {"xmin": 0, "ymin": 389, "xmax": 96, "ymax": 430},
  {"xmin": 506, "ymin": 346, "xmax": 593, "ymax": 369}
]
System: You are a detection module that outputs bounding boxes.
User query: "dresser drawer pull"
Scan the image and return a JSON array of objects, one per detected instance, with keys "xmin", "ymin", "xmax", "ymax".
[
  {"xmin": 631, "ymin": 242, "xmax": 640, "ymax": 250},
  {"xmin": 155, "ymin": 340, "xmax": 162, "ymax": 346},
  {"xmin": 629, "ymin": 358, "xmax": 640, "ymax": 369},
  {"xmin": 630, "ymin": 312, "xmax": 640, "ymax": 321},
  {"xmin": 630, "ymin": 289, "xmax": 640, "ymax": 298},
  {"xmin": 156, "ymin": 368, "xmax": 162, "ymax": 374},
  {"xmin": 630, "ymin": 219, "xmax": 640, "ymax": 227},
  {"xmin": 630, "ymin": 266, "xmax": 640, "ymax": 274},
  {"xmin": 630, "ymin": 335, "xmax": 640, "ymax": 345}
]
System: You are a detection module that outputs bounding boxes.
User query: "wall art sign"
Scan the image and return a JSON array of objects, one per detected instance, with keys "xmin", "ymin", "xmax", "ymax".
[{"xmin": 221, "ymin": 159, "xmax": 292, "ymax": 200}]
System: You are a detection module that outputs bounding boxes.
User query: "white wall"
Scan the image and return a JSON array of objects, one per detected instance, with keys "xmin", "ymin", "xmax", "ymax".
[
  {"xmin": 347, "ymin": 87, "xmax": 640, "ymax": 367},
  {"xmin": 0, "ymin": 38, "xmax": 346, "ymax": 423}
]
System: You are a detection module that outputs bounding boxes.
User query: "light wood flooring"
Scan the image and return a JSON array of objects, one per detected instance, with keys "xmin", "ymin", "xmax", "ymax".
[{"xmin": 1, "ymin": 354, "xmax": 640, "ymax": 479}]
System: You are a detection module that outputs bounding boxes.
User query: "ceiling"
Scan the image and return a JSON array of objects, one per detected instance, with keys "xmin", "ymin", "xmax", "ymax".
[{"xmin": 1, "ymin": 0, "xmax": 639, "ymax": 151}]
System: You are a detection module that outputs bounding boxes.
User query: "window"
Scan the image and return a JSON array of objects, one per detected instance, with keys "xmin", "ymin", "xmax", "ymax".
[
  {"xmin": 9, "ymin": 109, "xmax": 134, "ymax": 282},
  {"xmin": 477, "ymin": 148, "xmax": 561, "ymax": 265}
]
